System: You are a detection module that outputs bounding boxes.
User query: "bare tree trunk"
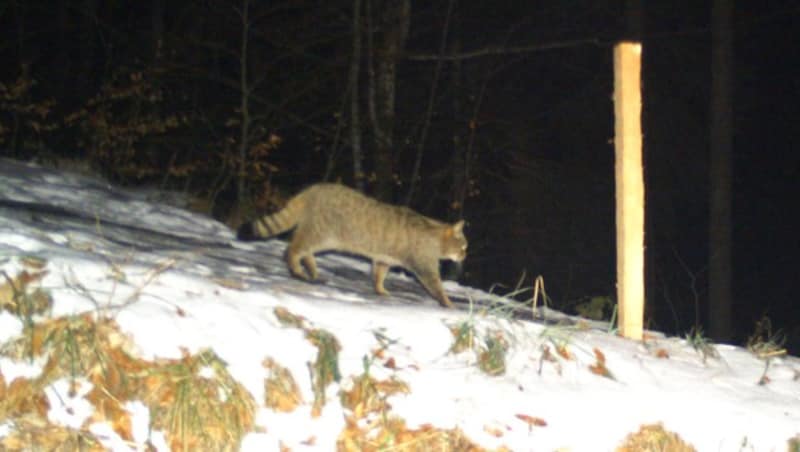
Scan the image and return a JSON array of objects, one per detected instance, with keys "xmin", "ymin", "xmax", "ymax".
[
  {"xmin": 405, "ymin": 0, "xmax": 455, "ymax": 206},
  {"xmin": 152, "ymin": 0, "xmax": 164, "ymax": 61},
  {"xmin": 236, "ymin": 0, "xmax": 251, "ymax": 208},
  {"xmin": 350, "ymin": 0, "xmax": 365, "ymax": 191},
  {"xmin": 708, "ymin": 0, "xmax": 733, "ymax": 341},
  {"xmin": 14, "ymin": 1, "xmax": 26, "ymax": 65},
  {"xmin": 323, "ymin": 85, "xmax": 350, "ymax": 183},
  {"xmin": 448, "ymin": 4, "xmax": 466, "ymax": 220},
  {"xmin": 57, "ymin": 0, "xmax": 70, "ymax": 99},
  {"xmin": 624, "ymin": 0, "xmax": 643, "ymax": 40},
  {"xmin": 152, "ymin": 0, "xmax": 167, "ymax": 187},
  {"xmin": 10, "ymin": 2, "xmax": 27, "ymax": 154},
  {"xmin": 79, "ymin": 0, "xmax": 98, "ymax": 92},
  {"xmin": 369, "ymin": 0, "xmax": 410, "ymax": 201}
]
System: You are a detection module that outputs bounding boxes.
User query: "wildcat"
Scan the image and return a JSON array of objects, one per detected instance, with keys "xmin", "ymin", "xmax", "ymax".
[{"xmin": 237, "ymin": 183, "xmax": 467, "ymax": 307}]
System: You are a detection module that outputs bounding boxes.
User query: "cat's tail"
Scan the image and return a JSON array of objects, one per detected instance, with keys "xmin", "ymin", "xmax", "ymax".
[{"xmin": 237, "ymin": 191, "xmax": 306, "ymax": 240}]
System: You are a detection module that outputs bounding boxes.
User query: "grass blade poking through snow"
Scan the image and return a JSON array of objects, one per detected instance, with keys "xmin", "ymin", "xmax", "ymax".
[
  {"xmin": 272, "ymin": 306, "xmax": 342, "ymax": 417},
  {"xmin": 307, "ymin": 328, "xmax": 342, "ymax": 417}
]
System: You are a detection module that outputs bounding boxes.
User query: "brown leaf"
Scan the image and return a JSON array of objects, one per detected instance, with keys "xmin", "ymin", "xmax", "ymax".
[
  {"xmin": 483, "ymin": 424, "xmax": 504, "ymax": 437},
  {"xmin": 18, "ymin": 269, "xmax": 46, "ymax": 286},
  {"xmin": 214, "ymin": 278, "xmax": 247, "ymax": 290},
  {"xmin": 556, "ymin": 345, "xmax": 573, "ymax": 360},
  {"xmin": 0, "ymin": 270, "xmax": 47, "ymax": 310},
  {"xmin": 273, "ymin": 306, "xmax": 305, "ymax": 328},
  {"xmin": 593, "ymin": 348, "xmax": 606, "ymax": 364},
  {"xmin": 589, "ymin": 362, "xmax": 613, "ymax": 379},
  {"xmin": 515, "ymin": 413, "xmax": 547, "ymax": 427},
  {"xmin": 20, "ymin": 256, "xmax": 47, "ymax": 270},
  {"xmin": 263, "ymin": 358, "xmax": 303, "ymax": 413},
  {"xmin": 5, "ymin": 377, "xmax": 51, "ymax": 417},
  {"xmin": 589, "ymin": 348, "xmax": 615, "ymax": 380},
  {"xmin": 383, "ymin": 357, "xmax": 397, "ymax": 369}
]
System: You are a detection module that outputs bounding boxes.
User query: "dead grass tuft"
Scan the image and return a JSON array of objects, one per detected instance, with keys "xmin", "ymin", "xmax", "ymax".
[
  {"xmin": 616, "ymin": 423, "xmax": 696, "ymax": 452},
  {"xmin": 448, "ymin": 322, "xmax": 476, "ymax": 354},
  {"xmin": 334, "ymin": 331, "xmax": 504, "ymax": 452},
  {"xmin": 0, "ymin": 313, "xmax": 255, "ymax": 450},
  {"xmin": 0, "ymin": 265, "xmax": 52, "ymax": 332},
  {"xmin": 448, "ymin": 322, "xmax": 509, "ymax": 377},
  {"xmin": 1, "ymin": 414, "xmax": 105, "ymax": 451},
  {"xmin": 338, "ymin": 416, "xmax": 488, "ymax": 452},
  {"xmin": 271, "ymin": 306, "xmax": 342, "ymax": 417},
  {"xmin": 338, "ymin": 374, "xmax": 492, "ymax": 452},
  {"xmin": 340, "ymin": 374, "xmax": 408, "ymax": 420},
  {"xmin": 142, "ymin": 349, "xmax": 256, "ymax": 451},
  {"xmin": 788, "ymin": 434, "xmax": 800, "ymax": 452},
  {"xmin": 263, "ymin": 357, "xmax": 303, "ymax": 412},
  {"xmin": 478, "ymin": 331, "xmax": 508, "ymax": 376},
  {"xmin": 307, "ymin": 328, "xmax": 342, "ymax": 417}
]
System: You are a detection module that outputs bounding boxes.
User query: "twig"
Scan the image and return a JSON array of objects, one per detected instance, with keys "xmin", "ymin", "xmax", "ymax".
[{"xmin": 406, "ymin": 38, "xmax": 603, "ymax": 62}]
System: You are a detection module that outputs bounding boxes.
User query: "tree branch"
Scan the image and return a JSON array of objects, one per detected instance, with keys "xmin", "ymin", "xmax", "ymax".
[{"xmin": 405, "ymin": 37, "xmax": 604, "ymax": 61}]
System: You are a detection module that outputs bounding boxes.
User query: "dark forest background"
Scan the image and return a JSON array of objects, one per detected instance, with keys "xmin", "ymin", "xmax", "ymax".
[{"xmin": 1, "ymin": 1, "xmax": 798, "ymax": 353}]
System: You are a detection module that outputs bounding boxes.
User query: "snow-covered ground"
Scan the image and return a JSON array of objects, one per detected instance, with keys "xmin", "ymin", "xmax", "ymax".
[{"xmin": 0, "ymin": 157, "xmax": 798, "ymax": 451}]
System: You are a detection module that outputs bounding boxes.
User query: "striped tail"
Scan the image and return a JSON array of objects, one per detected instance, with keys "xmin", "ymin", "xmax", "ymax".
[{"xmin": 236, "ymin": 194, "xmax": 303, "ymax": 241}]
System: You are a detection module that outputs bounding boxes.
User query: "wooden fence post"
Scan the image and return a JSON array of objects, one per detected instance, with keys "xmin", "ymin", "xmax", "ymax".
[{"xmin": 614, "ymin": 42, "xmax": 644, "ymax": 341}]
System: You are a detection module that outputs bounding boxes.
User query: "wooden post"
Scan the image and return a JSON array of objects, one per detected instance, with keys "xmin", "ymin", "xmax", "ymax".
[{"xmin": 613, "ymin": 42, "xmax": 644, "ymax": 341}]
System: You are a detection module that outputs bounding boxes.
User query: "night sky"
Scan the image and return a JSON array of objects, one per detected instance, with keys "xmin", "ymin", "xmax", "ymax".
[{"xmin": 1, "ymin": 1, "xmax": 798, "ymax": 351}]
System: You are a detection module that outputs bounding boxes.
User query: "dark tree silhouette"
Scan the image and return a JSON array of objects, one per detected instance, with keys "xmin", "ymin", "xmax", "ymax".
[
  {"xmin": 368, "ymin": 0, "xmax": 410, "ymax": 201},
  {"xmin": 708, "ymin": 0, "xmax": 733, "ymax": 341},
  {"xmin": 349, "ymin": 0, "xmax": 365, "ymax": 192}
]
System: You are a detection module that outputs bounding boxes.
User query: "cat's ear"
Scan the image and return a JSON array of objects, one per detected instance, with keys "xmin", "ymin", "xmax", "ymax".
[{"xmin": 444, "ymin": 220, "xmax": 465, "ymax": 239}]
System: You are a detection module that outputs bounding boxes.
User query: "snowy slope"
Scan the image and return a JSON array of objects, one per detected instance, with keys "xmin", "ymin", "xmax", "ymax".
[{"xmin": 0, "ymin": 158, "xmax": 798, "ymax": 451}]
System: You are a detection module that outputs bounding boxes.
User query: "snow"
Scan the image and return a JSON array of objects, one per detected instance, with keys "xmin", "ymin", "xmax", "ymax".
[{"xmin": 0, "ymin": 157, "xmax": 798, "ymax": 451}]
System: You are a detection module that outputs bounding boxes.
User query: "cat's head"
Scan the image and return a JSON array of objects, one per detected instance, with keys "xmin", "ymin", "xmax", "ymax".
[{"xmin": 442, "ymin": 220, "xmax": 468, "ymax": 262}]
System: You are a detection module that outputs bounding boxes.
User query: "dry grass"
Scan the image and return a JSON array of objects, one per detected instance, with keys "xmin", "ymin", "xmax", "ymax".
[
  {"xmin": 0, "ymin": 414, "xmax": 106, "ymax": 451},
  {"xmin": 0, "ymin": 263, "xmax": 52, "ymax": 339},
  {"xmin": 338, "ymin": 417, "xmax": 487, "ymax": 452},
  {"xmin": 616, "ymin": 423, "xmax": 696, "ymax": 452},
  {"xmin": 788, "ymin": 435, "xmax": 800, "ymax": 452},
  {"xmin": 448, "ymin": 322, "xmax": 476, "ymax": 354},
  {"xmin": 307, "ymin": 328, "xmax": 342, "ymax": 417},
  {"xmin": 0, "ymin": 312, "xmax": 255, "ymax": 451},
  {"xmin": 747, "ymin": 316, "xmax": 787, "ymax": 360},
  {"xmin": 338, "ymin": 374, "xmax": 493, "ymax": 452},
  {"xmin": 447, "ymin": 322, "xmax": 508, "ymax": 377},
  {"xmin": 477, "ymin": 330, "xmax": 508, "ymax": 376},
  {"xmin": 263, "ymin": 357, "xmax": 303, "ymax": 412},
  {"xmin": 272, "ymin": 306, "xmax": 342, "ymax": 418}
]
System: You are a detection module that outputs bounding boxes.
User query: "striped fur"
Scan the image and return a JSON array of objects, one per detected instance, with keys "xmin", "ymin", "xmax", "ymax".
[
  {"xmin": 236, "ymin": 183, "xmax": 468, "ymax": 308},
  {"xmin": 250, "ymin": 194, "xmax": 305, "ymax": 237}
]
